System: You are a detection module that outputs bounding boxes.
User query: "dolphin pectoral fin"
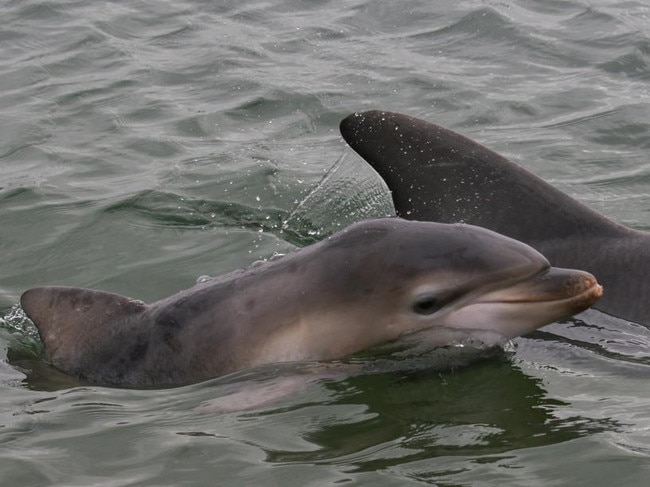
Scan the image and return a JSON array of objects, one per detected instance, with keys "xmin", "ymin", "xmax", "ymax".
[
  {"xmin": 196, "ymin": 365, "xmax": 353, "ymax": 414},
  {"xmin": 195, "ymin": 374, "xmax": 322, "ymax": 414},
  {"xmin": 340, "ymin": 110, "xmax": 626, "ymax": 244},
  {"xmin": 20, "ymin": 286, "xmax": 147, "ymax": 372}
]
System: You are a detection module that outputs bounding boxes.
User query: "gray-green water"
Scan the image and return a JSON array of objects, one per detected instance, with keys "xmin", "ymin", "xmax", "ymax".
[{"xmin": 2, "ymin": 0, "xmax": 650, "ymax": 485}]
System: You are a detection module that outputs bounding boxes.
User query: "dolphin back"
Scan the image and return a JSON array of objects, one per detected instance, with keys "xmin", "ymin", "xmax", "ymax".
[
  {"xmin": 340, "ymin": 110, "xmax": 625, "ymax": 245},
  {"xmin": 21, "ymin": 286, "xmax": 148, "ymax": 380}
]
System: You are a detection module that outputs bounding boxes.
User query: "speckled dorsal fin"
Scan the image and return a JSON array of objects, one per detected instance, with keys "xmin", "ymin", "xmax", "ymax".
[{"xmin": 340, "ymin": 110, "xmax": 625, "ymax": 244}]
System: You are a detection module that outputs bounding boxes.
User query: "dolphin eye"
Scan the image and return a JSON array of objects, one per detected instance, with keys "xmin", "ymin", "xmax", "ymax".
[{"xmin": 412, "ymin": 295, "xmax": 442, "ymax": 315}]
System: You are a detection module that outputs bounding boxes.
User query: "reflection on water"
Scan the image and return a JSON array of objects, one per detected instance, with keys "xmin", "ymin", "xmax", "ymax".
[{"xmin": 263, "ymin": 360, "xmax": 616, "ymax": 469}]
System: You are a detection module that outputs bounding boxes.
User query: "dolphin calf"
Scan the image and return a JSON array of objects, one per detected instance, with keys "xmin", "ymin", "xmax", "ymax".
[
  {"xmin": 340, "ymin": 110, "xmax": 646, "ymax": 325},
  {"xmin": 21, "ymin": 218, "xmax": 601, "ymax": 388}
]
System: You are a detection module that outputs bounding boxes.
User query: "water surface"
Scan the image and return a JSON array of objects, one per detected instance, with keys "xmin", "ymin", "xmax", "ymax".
[{"xmin": 2, "ymin": 0, "xmax": 650, "ymax": 485}]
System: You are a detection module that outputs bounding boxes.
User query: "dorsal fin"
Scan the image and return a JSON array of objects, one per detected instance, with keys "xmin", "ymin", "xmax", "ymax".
[
  {"xmin": 340, "ymin": 110, "xmax": 628, "ymax": 244},
  {"xmin": 20, "ymin": 286, "xmax": 148, "ymax": 372}
]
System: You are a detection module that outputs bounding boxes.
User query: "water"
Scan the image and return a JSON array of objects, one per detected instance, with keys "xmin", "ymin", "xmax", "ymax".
[{"xmin": 2, "ymin": 0, "xmax": 650, "ymax": 485}]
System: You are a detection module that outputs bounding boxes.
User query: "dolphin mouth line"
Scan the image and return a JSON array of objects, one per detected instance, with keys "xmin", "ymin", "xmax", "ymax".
[
  {"xmin": 477, "ymin": 278, "xmax": 603, "ymax": 306},
  {"xmin": 486, "ymin": 282, "xmax": 604, "ymax": 304}
]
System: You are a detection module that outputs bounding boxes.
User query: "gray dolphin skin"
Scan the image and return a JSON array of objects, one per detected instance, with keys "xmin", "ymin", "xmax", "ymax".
[
  {"xmin": 340, "ymin": 110, "xmax": 646, "ymax": 325},
  {"xmin": 21, "ymin": 218, "xmax": 602, "ymax": 388}
]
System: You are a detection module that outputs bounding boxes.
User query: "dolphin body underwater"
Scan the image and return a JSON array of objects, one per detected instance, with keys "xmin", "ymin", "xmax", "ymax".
[
  {"xmin": 340, "ymin": 110, "xmax": 647, "ymax": 325},
  {"xmin": 21, "ymin": 218, "xmax": 601, "ymax": 388}
]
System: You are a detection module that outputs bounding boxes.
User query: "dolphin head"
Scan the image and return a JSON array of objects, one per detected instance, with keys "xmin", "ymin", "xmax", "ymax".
[{"xmin": 307, "ymin": 218, "xmax": 602, "ymax": 352}]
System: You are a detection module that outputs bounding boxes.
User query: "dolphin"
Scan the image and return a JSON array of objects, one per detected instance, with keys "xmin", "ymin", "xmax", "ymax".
[
  {"xmin": 340, "ymin": 110, "xmax": 646, "ymax": 325},
  {"xmin": 20, "ymin": 218, "xmax": 601, "ymax": 388}
]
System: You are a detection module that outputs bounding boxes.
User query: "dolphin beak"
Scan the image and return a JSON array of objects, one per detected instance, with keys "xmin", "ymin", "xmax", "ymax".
[
  {"xmin": 441, "ymin": 268, "xmax": 603, "ymax": 339},
  {"xmin": 479, "ymin": 267, "xmax": 603, "ymax": 309}
]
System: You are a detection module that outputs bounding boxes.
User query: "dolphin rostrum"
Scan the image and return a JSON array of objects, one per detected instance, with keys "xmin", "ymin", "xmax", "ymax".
[
  {"xmin": 340, "ymin": 111, "xmax": 643, "ymax": 324},
  {"xmin": 20, "ymin": 218, "xmax": 601, "ymax": 388}
]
